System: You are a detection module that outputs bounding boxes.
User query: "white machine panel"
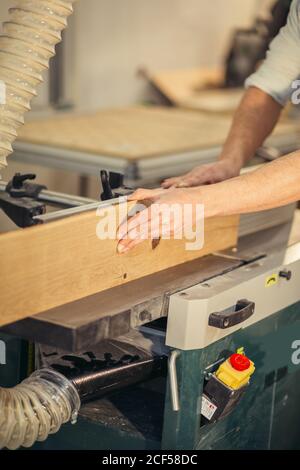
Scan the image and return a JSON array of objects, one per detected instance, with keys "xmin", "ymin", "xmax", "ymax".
[{"xmin": 166, "ymin": 243, "xmax": 300, "ymax": 350}]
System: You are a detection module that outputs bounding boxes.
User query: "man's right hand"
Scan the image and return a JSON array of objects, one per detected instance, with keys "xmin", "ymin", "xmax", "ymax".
[
  {"xmin": 161, "ymin": 159, "xmax": 241, "ymax": 188},
  {"xmin": 161, "ymin": 86, "xmax": 283, "ymax": 189}
]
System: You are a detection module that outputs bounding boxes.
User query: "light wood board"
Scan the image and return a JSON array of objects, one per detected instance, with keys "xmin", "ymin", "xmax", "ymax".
[
  {"xmin": 143, "ymin": 68, "xmax": 300, "ymax": 115},
  {"xmin": 2, "ymin": 256, "xmax": 241, "ymax": 352},
  {"xmin": 142, "ymin": 67, "xmax": 225, "ymax": 104},
  {"xmin": 144, "ymin": 67, "xmax": 244, "ymax": 112},
  {"xmin": 16, "ymin": 106, "xmax": 299, "ymax": 161},
  {"xmin": 0, "ymin": 200, "xmax": 239, "ymax": 327},
  {"xmin": 182, "ymin": 89, "xmax": 244, "ymax": 113}
]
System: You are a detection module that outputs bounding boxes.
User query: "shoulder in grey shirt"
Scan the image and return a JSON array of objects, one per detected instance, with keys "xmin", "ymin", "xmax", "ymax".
[{"xmin": 245, "ymin": 0, "xmax": 300, "ymax": 106}]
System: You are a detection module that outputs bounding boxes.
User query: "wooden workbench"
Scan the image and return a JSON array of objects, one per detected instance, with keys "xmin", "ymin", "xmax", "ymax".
[{"xmin": 16, "ymin": 106, "xmax": 299, "ymax": 161}]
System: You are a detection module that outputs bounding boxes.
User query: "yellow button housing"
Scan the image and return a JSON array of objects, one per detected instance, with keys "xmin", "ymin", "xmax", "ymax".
[{"xmin": 216, "ymin": 358, "xmax": 255, "ymax": 390}]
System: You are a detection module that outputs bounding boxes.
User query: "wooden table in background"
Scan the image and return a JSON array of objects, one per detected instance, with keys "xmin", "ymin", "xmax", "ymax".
[{"xmin": 12, "ymin": 106, "xmax": 300, "ymax": 187}]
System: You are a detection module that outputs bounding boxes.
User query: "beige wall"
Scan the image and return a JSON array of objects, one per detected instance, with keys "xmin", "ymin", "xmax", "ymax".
[
  {"xmin": 70, "ymin": 0, "xmax": 259, "ymax": 109},
  {"xmin": 0, "ymin": 0, "xmax": 274, "ymax": 111}
]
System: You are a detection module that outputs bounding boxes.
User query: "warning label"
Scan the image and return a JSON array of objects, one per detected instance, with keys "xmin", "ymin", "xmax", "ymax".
[
  {"xmin": 265, "ymin": 273, "xmax": 278, "ymax": 288},
  {"xmin": 201, "ymin": 395, "xmax": 217, "ymax": 421}
]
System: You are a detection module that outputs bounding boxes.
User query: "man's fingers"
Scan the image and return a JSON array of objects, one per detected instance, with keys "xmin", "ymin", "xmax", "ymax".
[
  {"xmin": 178, "ymin": 174, "xmax": 211, "ymax": 187},
  {"xmin": 117, "ymin": 222, "xmax": 149, "ymax": 253},
  {"xmin": 176, "ymin": 181, "xmax": 190, "ymax": 188},
  {"xmin": 162, "ymin": 168, "xmax": 215, "ymax": 189},
  {"xmin": 117, "ymin": 206, "xmax": 156, "ymax": 239},
  {"xmin": 181, "ymin": 177, "xmax": 201, "ymax": 187},
  {"xmin": 118, "ymin": 208, "xmax": 164, "ymax": 240},
  {"xmin": 127, "ymin": 189, "xmax": 149, "ymax": 201},
  {"xmin": 162, "ymin": 175, "xmax": 200, "ymax": 189},
  {"xmin": 117, "ymin": 218, "xmax": 161, "ymax": 253},
  {"xmin": 117, "ymin": 208, "xmax": 168, "ymax": 253},
  {"xmin": 161, "ymin": 177, "xmax": 181, "ymax": 188},
  {"xmin": 128, "ymin": 188, "xmax": 164, "ymax": 201}
]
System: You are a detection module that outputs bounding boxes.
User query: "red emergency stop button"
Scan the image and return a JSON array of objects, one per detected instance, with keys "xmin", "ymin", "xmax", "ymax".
[{"xmin": 230, "ymin": 353, "xmax": 251, "ymax": 371}]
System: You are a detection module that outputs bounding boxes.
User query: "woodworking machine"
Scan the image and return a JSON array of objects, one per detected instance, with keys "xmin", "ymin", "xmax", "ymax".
[
  {"xmin": 1, "ymin": 0, "xmax": 300, "ymax": 452},
  {"xmin": 0, "ymin": 168, "xmax": 300, "ymax": 450}
]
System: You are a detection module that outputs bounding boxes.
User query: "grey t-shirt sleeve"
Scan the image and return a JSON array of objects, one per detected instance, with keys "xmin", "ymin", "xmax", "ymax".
[{"xmin": 245, "ymin": 0, "xmax": 300, "ymax": 106}]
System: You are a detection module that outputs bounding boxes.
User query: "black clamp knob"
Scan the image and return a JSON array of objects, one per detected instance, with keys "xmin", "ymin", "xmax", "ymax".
[
  {"xmin": 279, "ymin": 270, "xmax": 292, "ymax": 281},
  {"xmin": 0, "ymin": 173, "xmax": 47, "ymax": 227},
  {"xmin": 100, "ymin": 170, "xmax": 133, "ymax": 201},
  {"xmin": 6, "ymin": 173, "xmax": 46, "ymax": 199},
  {"xmin": 11, "ymin": 173, "xmax": 36, "ymax": 189}
]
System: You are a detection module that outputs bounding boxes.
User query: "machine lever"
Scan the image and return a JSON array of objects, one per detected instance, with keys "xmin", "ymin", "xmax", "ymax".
[
  {"xmin": 100, "ymin": 170, "xmax": 114, "ymax": 201},
  {"xmin": 208, "ymin": 299, "xmax": 255, "ymax": 330},
  {"xmin": 6, "ymin": 172, "xmax": 46, "ymax": 198},
  {"xmin": 100, "ymin": 170, "xmax": 133, "ymax": 201},
  {"xmin": 0, "ymin": 173, "xmax": 47, "ymax": 227},
  {"xmin": 169, "ymin": 350, "xmax": 180, "ymax": 412}
]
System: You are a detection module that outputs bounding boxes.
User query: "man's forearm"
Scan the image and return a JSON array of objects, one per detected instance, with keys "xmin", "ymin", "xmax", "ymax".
[
  {"xmin": 118, "ymin": 151, "xmax": 300, "ymax": 253},
  {"xmin": 197, "ymin": 151, "xmax": 300, "ymax": 217},
  {"xmin": 219, "ymin": 87, "xmax": 283, "ymax": 170}
]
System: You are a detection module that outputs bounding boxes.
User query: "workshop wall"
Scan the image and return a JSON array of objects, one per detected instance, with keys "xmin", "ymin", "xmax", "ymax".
[
  {"xmin": 69, "ymin": 0, "xmax": 260, "ymax": 110},
  {"xmin": 0, "ymin": 0, "xmax": 277, "ymax": 112}
]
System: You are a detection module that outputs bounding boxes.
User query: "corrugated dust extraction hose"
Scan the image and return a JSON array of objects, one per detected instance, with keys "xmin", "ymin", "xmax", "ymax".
[
  {"xmin": 0, "ymin": 0, "xmax": 76, "ymax": 172},
  {"xmin": 0, "ymin": 369, "xmax": 81, "ymax": 450}
]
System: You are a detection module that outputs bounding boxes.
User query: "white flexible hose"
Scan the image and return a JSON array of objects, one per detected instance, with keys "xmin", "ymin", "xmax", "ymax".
[
  {"xmin": 0, "ymin": 368, "xmax": 81, "ymax": 450},
  {"xmin": 0, "ymin": 0, "xmax": 76, "ymax": 171}
]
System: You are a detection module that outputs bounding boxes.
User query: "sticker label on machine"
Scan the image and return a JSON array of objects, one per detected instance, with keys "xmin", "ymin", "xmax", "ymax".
[
  {"xmin": 201, "ymin": 395, "xmax": 217, "ymax": 420},
  {"xmin": 265, "ymin": 273, "xmax": 278, "ymax": 288}
]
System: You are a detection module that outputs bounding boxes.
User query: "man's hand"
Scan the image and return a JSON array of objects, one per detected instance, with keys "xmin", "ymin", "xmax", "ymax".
[
  {"xmin": 161, "ymin": 160, "xmax": 241, "ymax": 188},
  {"xmin": 117, "ymin": 187, "xmax": 204, "ymax": 254},
  {"xmin": 161, "ymin": 87, "xmax": 282, "ymax": 189},
  {"xmin": 117, "ymin": 150, "xmax": 300, "ymax": 253}
]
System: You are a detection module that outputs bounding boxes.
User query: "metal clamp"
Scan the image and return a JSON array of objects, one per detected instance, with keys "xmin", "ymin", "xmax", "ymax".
[
  {"xmin": 168, "ymin": 350, "xmax": 180, "ymax": 412},
  {"xmin": 100, "ymin": 170, "xmax": 133, "ymax": 201}
]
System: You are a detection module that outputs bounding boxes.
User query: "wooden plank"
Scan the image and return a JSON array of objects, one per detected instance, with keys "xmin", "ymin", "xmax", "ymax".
[
  {"xmin": 3, "ymin": 256, "xmax": 242, "ymax": 352},
  {"xmin": 142, "ymin": 67, "xmax": 225, "ymax": 104},
  {"xmin": 0, "ymin": 200, "xmax": 239, "ymax": 327},
  {"xmin": 16, "ymin": 106, "xmax": 300, "ymax": 161},
  {"xmin": 144, "ymin": 68, "xmax": 298, "ymax": 115},
  {"xmin": 182, "ymin": 89, "xmax": 244, "ymax": 113},
  {"xmin": 144, "ymin": 67, "xmax": 243, "ymax": 112}
]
